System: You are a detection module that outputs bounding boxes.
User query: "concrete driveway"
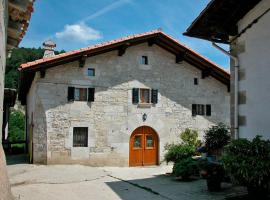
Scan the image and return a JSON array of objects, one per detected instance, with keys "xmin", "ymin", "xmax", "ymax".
[{"xmin": 7, "ymin": 164, "xmax": 245, "ymax": 200}]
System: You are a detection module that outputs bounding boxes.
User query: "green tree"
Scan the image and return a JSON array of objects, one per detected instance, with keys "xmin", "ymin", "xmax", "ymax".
[
  {"xmin": 180, "ymin": 128, "xmax": 201, "ymax": 147},
  {"xmin": 8, "ymin": 110, "xmax": 25, "ymax": 142},
  {"xmin": 5, "ymin": 47, "xmax": 65, "ymax": 88}
]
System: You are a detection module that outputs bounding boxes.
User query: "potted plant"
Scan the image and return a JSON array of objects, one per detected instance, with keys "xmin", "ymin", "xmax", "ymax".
[
  {"xmin": 199, "ymin": 123, "xmax": 230, "ymax": 191},
  {"xmin": 222, "ymin": 136, "xmax": 270, "ymax": 198},
  {"xmin": 204, "ymin": 123, "xmax": 230, "ymax": 157}
]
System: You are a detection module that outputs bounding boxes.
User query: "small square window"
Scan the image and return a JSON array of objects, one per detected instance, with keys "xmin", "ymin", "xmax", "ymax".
[
  {"xmin": 194, "ymin": 78, "xmax": 198, "ymax": 85},
  {"xmin": 87, "ymin": 68, "xmax": 95, "ymax": 76},
  {"xmin": 141, "ymin": 56, "xmax": 148, "ymax": 65},
  {"xmin": 73, "ymin": 127, "xmax": 88, "ymax": 147}
]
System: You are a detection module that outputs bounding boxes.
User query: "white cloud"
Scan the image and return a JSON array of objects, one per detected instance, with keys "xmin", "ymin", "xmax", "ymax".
[
  {"xmin": 82, "ymin": 0, "xmax": 132, "ymax": 22},
  {"xmin": 55, "ymin": 23, "xmax": 102, "ymax": 43}
]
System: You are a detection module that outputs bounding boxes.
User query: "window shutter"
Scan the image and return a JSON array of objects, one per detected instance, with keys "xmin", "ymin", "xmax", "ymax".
[
  {"xmin": 68, "ymin": 87, "xmax": 75, "ymax": 101},
  {"xmin": 132, "ymin": 88, "xmax": 139, "ymax": 104},
  {"xmin": 192, "ymin": 104, "xmax": 197, "ymax": 116},
  {"xmin": 206, "ymin": 104, "xmax": 211, "ymax": 116},
  {"xmin": 88, "ymin": 88, "xmax": 95, "ymax": 102},
  {"xmin": 151, "ymin": 89, "xmax": 158, "ymax": 104}
]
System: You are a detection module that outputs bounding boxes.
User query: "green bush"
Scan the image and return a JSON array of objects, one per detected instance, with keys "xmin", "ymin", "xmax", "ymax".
[
  {"xmin": 164, "ymin": 144, "xmax": 195, "ymax": 163},
  {"xmin": 180, "ymin": 128, "xmax": 201, "ymax": 148},
  {"xmin": 222, "ymin": 136, "xmax": 270, "ymax": 197},
  {"xmin": 8, "ymin": 110, "xmax": 25, "ymax": 142},
  {"xmin": 173, "ymin": 157, "xmax": 198, "ymax": 179},
  {"xmin": 204, "ymin": 123, "xmax": 230, "ymax": 152}
]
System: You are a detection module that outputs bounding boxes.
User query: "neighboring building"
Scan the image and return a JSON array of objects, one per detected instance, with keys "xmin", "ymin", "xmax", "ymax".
[
  {"xmin": 0, "ymin": 0, "xmax": 34, "ymax": 199},
  {"xmin": 18, "ymin": 30, "xmax": 230, "ymax": 166},
  {"xmin": 184, "ymin": 0, "xmax": 269, "ymax": 139}
]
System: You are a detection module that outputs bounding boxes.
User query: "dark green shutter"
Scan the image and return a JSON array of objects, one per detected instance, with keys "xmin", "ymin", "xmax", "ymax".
[
  {"xmin": 88, "ymin": 88, "xmax": 95, "ymax": 102},
  {"xmin": 68, "ymin": 87, "xmax": 75, "ymax": 101},
  {"xmin": 192, "ymin": 104, "xmax": 197, "ymax": 116},
  {"xmin": 206, "ymin": 104, "xmax": 211, "ymax": 116},
  {"xmin": 151, "ymin": 89, "xmax": 158, "ymax": 104},
  {"xmin": 132, "ymin": 88, "xmax": 139, "ymax": 104}
]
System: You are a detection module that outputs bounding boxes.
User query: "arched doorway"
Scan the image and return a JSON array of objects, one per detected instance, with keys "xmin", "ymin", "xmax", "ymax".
[{"xmin": 129, "ymin": 126, "xmax": 159, "ymax": 166}]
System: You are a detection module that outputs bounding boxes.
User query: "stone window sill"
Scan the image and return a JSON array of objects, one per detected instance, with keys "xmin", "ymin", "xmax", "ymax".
[{"xmin": 137, "ymin": 103, "xmax": 152, "ymax": 108}]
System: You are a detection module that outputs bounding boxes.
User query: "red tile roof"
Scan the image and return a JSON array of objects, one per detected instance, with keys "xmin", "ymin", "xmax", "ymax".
[{"xmin": 20, "ymin": 29, "xmax": 229, "ymax": 76}]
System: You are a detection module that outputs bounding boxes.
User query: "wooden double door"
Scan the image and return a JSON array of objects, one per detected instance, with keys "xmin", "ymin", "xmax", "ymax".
[{"xmin": 129, "ymin": 126, "xmax": 159, "ymax": 166}]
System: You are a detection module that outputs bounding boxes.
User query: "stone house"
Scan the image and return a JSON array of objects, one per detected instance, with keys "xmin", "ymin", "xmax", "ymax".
[
  {"xmin": 184, "ymin": 0, "xmax": 270, "ymax": 139},
  {"xmin": 18, "ymin": 30, "xmax": 230, "ymax": 166},
  {"xmin": 0, "ymin": 0, "xmax": 34, "ymax": 199}
]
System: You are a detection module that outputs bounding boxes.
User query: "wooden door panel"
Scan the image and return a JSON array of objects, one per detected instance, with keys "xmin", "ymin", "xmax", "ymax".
[
  {"xmin": 129, "ymin": 126, "xmax": 158, "ymax": 166},
  {"xmin": 129, "ymin": 129, "xmax": 143, "ymax": 166},
  {"xmin": 143, "ymin": 127, "xmax": 157, "ymax": 165}
]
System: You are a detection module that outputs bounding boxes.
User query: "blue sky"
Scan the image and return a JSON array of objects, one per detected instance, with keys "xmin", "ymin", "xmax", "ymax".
[{"xmin": 20, "ymin": 0, "xmax": 230, "ymax": 70}]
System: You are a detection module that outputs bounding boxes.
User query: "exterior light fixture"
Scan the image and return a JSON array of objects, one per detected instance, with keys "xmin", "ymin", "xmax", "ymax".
[{"xmin": 142, "ymin": 113, "xmax": 147, "ymax": 122}]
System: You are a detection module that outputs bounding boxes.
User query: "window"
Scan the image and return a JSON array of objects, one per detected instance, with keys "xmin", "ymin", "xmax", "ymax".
[
  {"xmin": 134, "ymin": 135, "xmax": 142, "ymax": 148},
  {"xmin": 141, "ymin": 56, "xmax": 148, "ymax": 65},
  {"xmin": 206, "ymin": 104, "xmax": 211, "ymax": 116},
  {"xmin": 192, "ymin": 104, "xmax": 205, "ymax": 116},
  {"xmin": 68, "ymin": 87, "xmax": 95, "ymax": 102},
  {"xmin": 75, "ymin": 88, "xmax": 87, "ymax": 101},
  {"xmin": 146, "ymin": 135, "xmax": 154, "ymax": 148},
  {"xmin": 73, "ymin": 127, "xmax": 88, "ymax": 147},
  {"xmin": 87, "ymin": 68, "xmax": 95, "ymax": 77},
  {"xmin": 194, "ymin": 78, "xmax": 198, "ymax": 85},
  {"xmin": 132, "ymin": 88, "xmax": 158, "ymax": 104},
  {"xmin": 140, "ymin": 89, "xmax": 150, "ymax": 103}
]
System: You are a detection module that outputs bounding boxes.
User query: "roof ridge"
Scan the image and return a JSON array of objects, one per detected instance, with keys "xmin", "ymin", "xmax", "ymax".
[{"xmin": 20, "ymin": 29, "xmax": 163, "ymax": 68}]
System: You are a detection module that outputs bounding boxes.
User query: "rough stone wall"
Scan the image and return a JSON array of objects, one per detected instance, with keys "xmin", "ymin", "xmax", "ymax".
[
  {"xmin": 0, "ymin": 0, "xmax": 13, "ymax": 199},
  {"xmin": 28, "ymin": 43, "xmax": 230, "ymax": 166}
]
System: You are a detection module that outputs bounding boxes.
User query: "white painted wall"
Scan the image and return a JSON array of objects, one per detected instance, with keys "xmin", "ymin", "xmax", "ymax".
[{"xmin": 236, "ymin": 0, "xmax": 270, "ymax": 139}]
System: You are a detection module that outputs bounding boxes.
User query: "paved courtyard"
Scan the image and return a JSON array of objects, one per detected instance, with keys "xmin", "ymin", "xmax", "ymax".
[{"xmin": 7, "ymin": 163, "xmax": 245, "ymax": 200}]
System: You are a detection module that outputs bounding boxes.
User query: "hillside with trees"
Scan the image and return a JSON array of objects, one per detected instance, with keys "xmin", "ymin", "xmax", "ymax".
[{"xmin": 5, "ymin": 47, "xmax": 65, "ymax": 89}]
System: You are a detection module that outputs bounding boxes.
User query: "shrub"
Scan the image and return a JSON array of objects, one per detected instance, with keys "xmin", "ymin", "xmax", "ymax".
[
  {"xmin": 164, "ymin": 144, "xmax": 195, "ymax": 163},
  {"xmin": 173, "ymin": 157, "xmax": 198, "ymax": 179},
  {"xmin": 222, "ymin": 136, "xmax": 270, "ymax": 197},
  {"xmin": 8, "ymin": 110, "xmax": 25, "ymax": 142},
  {"xmin": 180, "ymin": 128, "xmax": 201, "ymax": 148},
  {"xmin": 204, "ymin": 123, "xmax": 230, "ymax": 152}
]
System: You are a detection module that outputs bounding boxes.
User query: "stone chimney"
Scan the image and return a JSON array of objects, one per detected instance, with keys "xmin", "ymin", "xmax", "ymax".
[{"xmin": 43, "ymin": 40, "xmax": 56, "ymax": 58}]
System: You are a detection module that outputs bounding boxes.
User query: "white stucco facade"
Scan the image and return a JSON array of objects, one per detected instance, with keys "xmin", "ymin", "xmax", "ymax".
[
  {"xmin": 26, "ymin": 42, "xmax": 230, "ymax": 166},
  {"xmin": 232, "ymin": 0, "xmax": 270, "ymax": 139}
]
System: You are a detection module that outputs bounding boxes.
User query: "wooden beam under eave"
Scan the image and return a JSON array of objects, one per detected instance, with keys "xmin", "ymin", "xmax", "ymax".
[
  {"xmin": 118, "ymin": 44, "xmax": 129, "ymax": 56},
  {"xmin": 201, "ymin": 68, "xmax": 211, "ymax": 79},
  {"xmin": 78, "ymin": 55, "xmax": 87, "ymax": 68},
  {"xmin": 175, "ymin": 52, "xmax": 186, "ymax": 63},
  {"xmin": 40, "ymin": 69, "xmax": 46, "ymax": 78},
  {"xmin": 7, "ymin": 37, "xmax": 19, "ymax": 48},
  {"xmin": 9, "ymin": 0, "xmax": 30, "ymax": 13},
  {"xmin": 8, "ymin": 26, "xmax": 21, "ymax": 40},
  {"xmin": 148, "ymin": 37, "xmax": 158, "ymax": 46}
]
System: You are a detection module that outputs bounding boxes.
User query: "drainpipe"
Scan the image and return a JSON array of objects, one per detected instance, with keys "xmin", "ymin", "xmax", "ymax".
[{"xmin": 212, "ymin": 42, "xmax": 239, "ymax": 139}]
